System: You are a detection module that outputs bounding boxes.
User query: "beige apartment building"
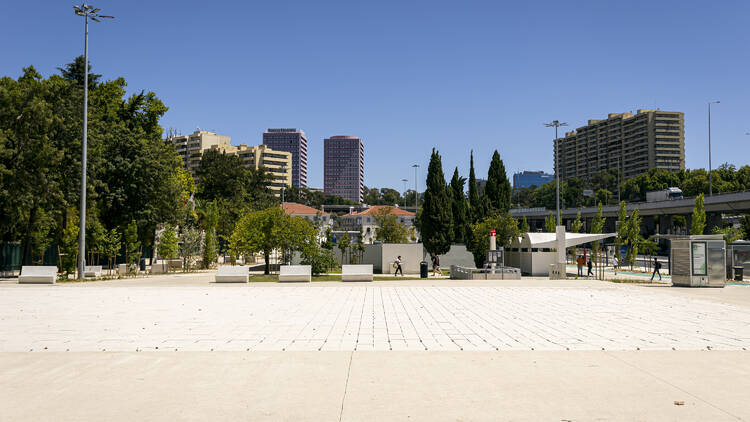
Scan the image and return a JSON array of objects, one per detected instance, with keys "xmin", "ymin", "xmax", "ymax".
[
  {"xmin": 167, "ymin": 130, "xmax": 291, "ymax": 197},
  {"xmin": 555, "ymin": 110, "xmax": 684, "ymax": 181},
  {"xmin": 210, "ymin": 144, "xmax": 292, "ymax": 197}
]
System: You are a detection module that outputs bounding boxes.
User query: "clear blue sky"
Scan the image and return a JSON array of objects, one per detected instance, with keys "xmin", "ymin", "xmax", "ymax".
[{"xmin": 2, "ymin": 0, "xmax": 749, "ymax": 191}]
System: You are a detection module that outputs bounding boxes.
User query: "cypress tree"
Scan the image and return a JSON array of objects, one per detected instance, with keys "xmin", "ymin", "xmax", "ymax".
[
  {"xmin": 484, "ymin": 150, "xmax": 512, "ymax": 213},
  {"xmin": 449, "ymin": 167, "xmax": 468, "ymax": 244},
  {"xmin": 520, "ymin": 216, "xmax": 530, "ymax": 233},
  {"xmin": 421, "ymin": 149, "xmax": 453, "ymax": 255},
  {"xmin": 468, "ymin": 151, "xmax": 483, "ymax": 223}
]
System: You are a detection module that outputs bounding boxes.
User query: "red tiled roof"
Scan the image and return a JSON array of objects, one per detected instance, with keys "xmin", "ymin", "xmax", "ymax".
[
  {"xmin": 281, "ymin": 202, "xmax": 329, "ymax": 216},
  {"xmin": 351, "ymin": 205, "xmax": 415, "ymax": 217}
]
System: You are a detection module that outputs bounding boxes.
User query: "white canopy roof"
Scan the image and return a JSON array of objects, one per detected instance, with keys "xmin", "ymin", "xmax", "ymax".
[{"xmin": 512, "ymin": 232, "xmax": 617, "ymax": 249}]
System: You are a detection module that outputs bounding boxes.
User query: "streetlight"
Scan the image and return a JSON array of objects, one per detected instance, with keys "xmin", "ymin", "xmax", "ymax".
[
  {"xmin": 412, "ymin": 164, "xmax": 420, "ymax": 214},
  {"xmin": 401, "ymin": 178, "xmax": 408, "ymax": 205},
  {"xmin": 544, "ymin": 120, "xmax": 568, "ymax": 226},
  {"xmin": 707, "ymin": 100, "xmax": 721, "ymax": 196},
  {"xmin": 74, "ymin": 4, "xmax": 113, "ymax": 280}
]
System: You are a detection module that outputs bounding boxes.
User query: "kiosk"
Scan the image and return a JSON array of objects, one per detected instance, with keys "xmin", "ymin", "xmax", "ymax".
[{"xmin": 668, "ymin": 235, "xmax": 726, "ymax": 287}]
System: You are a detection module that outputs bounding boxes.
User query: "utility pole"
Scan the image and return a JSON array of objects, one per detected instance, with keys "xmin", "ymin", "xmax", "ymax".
[
  {"xmin": 708, "ymin": 100, "xmax": 720, "ymax": 196},
  {"xmin": 545, "ymin": 120, "xmax": 568, "ymax": 226},
  {"xmin": 74, "ymin": 4, "xmax": 113, "ymax": 279}
]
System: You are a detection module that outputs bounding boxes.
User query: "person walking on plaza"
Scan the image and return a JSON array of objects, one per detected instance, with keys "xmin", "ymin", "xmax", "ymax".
[
  {"xmin": 576, "ymin": 255, "xmax": 584, "ymax": 277},
  {"xmin": 587, "ymin": 258, "xmax": 593, "ymax": 277},
  {"xmin": 394, "ymin": 255, "xmax": 403, "ymax": 276},
  {"xmin": 651, "ymin": 257, "xmax": 662, "ymax": 281},
  {"xmin": 431, "ymin": 252, "xmax": 441, "ymax": 277}
]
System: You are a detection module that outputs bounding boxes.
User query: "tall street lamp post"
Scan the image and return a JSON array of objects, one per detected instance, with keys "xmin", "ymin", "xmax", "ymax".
[
  {"xmin": 412, "ymin": 164, "xmax": 420, "ymax": 214},
  {"xmin": 74, "ymin": 4, "xmax": 113, "ymax": 280},
  {"xmin": 708, "ymin": 100, "xmax": 720, "ymax": 196},
  {"xmin": 401, "ymin": 178, "xmax": 408, "ymax": 205},
  {"xmin": 545, "ymin": 120, "xmax": 568, "ymax": 226}
]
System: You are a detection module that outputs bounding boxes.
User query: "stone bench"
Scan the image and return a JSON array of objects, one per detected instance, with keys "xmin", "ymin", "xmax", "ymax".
[
  {"xmin": 342, "ymin": 264, "xmax": 373, "ymax": 282},
  {"xmin": 215, "ymin": 265, "xmax": 249, "ymax": 283},
  {"xmin": 84, "ymin": 265, "xmax": 102, "ymax": 277},
  {"xmin": 279, "ymin": 265, "xmax": 311, "ymax": 282},
  {"xmin": 150, "ymin": 262, "xmax": 168, "ymax": 274},
  {"xmin": 18, "ymin": 266, "xmax": 57, "ymax": 284}
]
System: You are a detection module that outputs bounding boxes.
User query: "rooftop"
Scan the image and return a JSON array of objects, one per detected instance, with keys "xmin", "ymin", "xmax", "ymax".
[
  {"xmin": 350, "ymin": 205, "xmax": 415, "ymax": 217},
  {"xmin": 282, "ymin": 202, "xmax": 329, "ymax": 216}
]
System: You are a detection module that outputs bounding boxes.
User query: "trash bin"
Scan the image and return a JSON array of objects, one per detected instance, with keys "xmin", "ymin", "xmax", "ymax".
[
  {"xmin": 734, "ymin": 266, "xmax": 743, "ymax": 282},
  {"xmin": 420, "ymin": 261, "xmax": 428, "ymax": 278}
]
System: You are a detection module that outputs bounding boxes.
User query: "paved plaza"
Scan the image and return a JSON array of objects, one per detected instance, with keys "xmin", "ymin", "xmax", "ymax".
[
  {"xmin": 2, "ymin": 275, "xmax": 750, "ymax": 352},
  {"xmin": 3, "ymin": 275, "xmax": 750, "ymax": 421}
]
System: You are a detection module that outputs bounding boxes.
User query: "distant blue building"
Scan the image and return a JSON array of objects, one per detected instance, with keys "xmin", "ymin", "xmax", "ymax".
[{"xmin": 513, "ymin": 171, "xmax": 554, "ymax": 189}]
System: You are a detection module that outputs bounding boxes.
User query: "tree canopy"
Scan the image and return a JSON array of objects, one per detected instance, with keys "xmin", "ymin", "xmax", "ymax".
[{"xmin": 420, "ymin": 149, "xmax": 453, "ymax": 255}]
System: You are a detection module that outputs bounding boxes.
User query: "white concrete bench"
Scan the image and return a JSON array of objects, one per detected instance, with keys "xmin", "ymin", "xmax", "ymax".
[
  {"xmin": 279, "ymin": 265, "xmax": 311, "ymax": 282},
  {"xmin": 84, "ymin": 266, "xmax": 102, "ymax": 277},
  {"xmin": 215, "ymin": 265, "xmax": 249, "ymax": 283},
  {"xmin": 342, "ymin": 264, "xmax": 373, "ymax": 282},
  {"xmin": 18, "ymin": 266, "xmax": 57, "ymax": 284},
  {"xmin": 118, "ymin": 264, "xmax": 136, "ymax": 276}
]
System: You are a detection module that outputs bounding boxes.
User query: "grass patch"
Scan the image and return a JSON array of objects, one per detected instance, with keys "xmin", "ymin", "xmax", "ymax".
[
  {"xmin": 607, "ymin": 278, "xmax": 663, "ymax": 284},
  {"xmin": 248, "ymin": 274, "xmax": 279, "ymax": 282},
  {"xmin": 312, "ymin": 275, "xmax": 342, "ymax": 281}
]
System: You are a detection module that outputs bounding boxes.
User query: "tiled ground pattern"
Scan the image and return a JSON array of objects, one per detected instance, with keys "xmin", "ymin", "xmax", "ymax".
[{"xmin": 1, "ymin": 285, "xmax": 749, "ymax": 352}]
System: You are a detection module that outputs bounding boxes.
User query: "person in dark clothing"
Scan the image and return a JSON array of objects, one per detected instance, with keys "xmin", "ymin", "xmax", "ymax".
[
  {"xmin": 431, "ymin": 253, "xmax": 441, "ymax": 276},
  {"xmin": 394, "ymin": 256, "xmax": 403, "ymax": 276},
  {"xmin": 651, "ymin": 257, "xmax": 662, "ymax": 281},
  {"xmin": 587, "ymin": 259, "xmax": 594, "ymax": 277}
]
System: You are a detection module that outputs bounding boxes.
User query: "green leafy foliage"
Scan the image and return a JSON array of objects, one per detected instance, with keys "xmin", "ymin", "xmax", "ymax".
[
  {"xmin": 484, "ymin": 150, "xmax": 512, "ymax": 214},
  {"xmin": 571, "ymin": 212, "xmax": 583, "ymax": 233},
  {"xmin": 421, "ymin": 149, "xmax": 453, "ymax": 254},
  {"xmin": 691, "ymin": 194, "xmax": 706, "ymax": 235},
  {"xmin": 449, "ymin": 167, "xmax": 468, "ymax": 243},
  {"xmin": 468, "ymin": 213, "xmax": 519, "ymax": 268},
  {"xmin": 544, "ymin": 211, "xmax": 556, "ymax": 233},
  {"xmin": 374, "ymin": 207, "xmax": 410, "ymax": 244},
  {"xmin": 520, "ymin": 216, "xmax": 530, "ymax": 233},
  {"xmin": 157, "ymin": 225, "xmax": 178, "ymax": 264},
  {"xmin": 468, "ymin": 151, "xmax": 483, "ymax": 223}
]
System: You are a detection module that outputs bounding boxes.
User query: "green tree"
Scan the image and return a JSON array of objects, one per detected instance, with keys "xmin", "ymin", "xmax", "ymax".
[
  {"xmin": 338, "ymin": 232, "xmax": 351, "ymax": 265},
  {"xmin": 300, "ymin": 244, "xmax": 338, "ymax": 275},
  {"xmin": 484, "ymin": 150, "xmax": 512, "ymax": 213},
  {"xmin": 544, "ymin": 211, "xmax": 556, "ymax": 233},
  {"xmin": 353, "ymin": 227, "xmax": 365, "ymax": 264},
  {"xmin": 595, "ymin": 188, "xmax": 612, "ymax": 206},
  {"xmin": 230, "ymin": 207, "xmax": 315, "ymax": 274},
  {"xmin": 467, "ymin": 151, "xmax": 483, "ymax": 223},
  {"xmin": 625, "ymin": 209, "xmax": 642, "ymax": 270},
  {"xmin": 712, "ymin": 225, "xmax": 744, "ymax": 244},
  {"xmin": 520, "ymin": 216, "xmax": 530, "ymax": 233},
  {"xmin": 615, "ymin": 201, "xmax": 628, "ymax": 268},
  {"xmin": 102, "ymin": 228, "xmax": 121, "ymax": 275},
  {"xmin": 691, "ymin": 193, "xmax": 706, "ymax": 235},
  {"xmin": 468, "ymin": 213, "xmax": 519, "ymax": 268},
  {"xmin": 590, "ymin": 203, "xmax": 606, "ymax": 263},
  {"xmin": 449, "ymin": 167, "xmax": 468, "ymax": 243},
  {"xmin": 201, "ymin": 200, "xmax": 219, "ymax": 269},
  {"xmin": 157, "ymin": 225, "xmax": 179, "ymax": 271},
  {"xmin": 374, "ymin": 207, "xmax": 410, "ymax": 243},
  {"xmin": 571, "ymin": 212, "xmax": 583, "ymax": 233},
  {"xmin": 420, "ymin": 149, "xmax": 453, "ymax": 255},
  {"xmin": 124, "ymin": 220, "xmax": 140, "ymax": 270},
  {"xmin": 673, "ymin": 215, "xmax": 687, "ymax": 233}
]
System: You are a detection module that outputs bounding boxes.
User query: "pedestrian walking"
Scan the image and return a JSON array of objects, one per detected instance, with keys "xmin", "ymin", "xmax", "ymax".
[
  {"xmin": 431, "ymin": 252, "xmax": 441, "ymax": 277},
  {"xmin": 587, "ymin": 259, "xmax": 593, "ymax": 277},
  {"xmin": 577, "ymin": 255, "xmax": 584, "ymax": 277},
  {"xmin": 651, "ymin": 257, "xmax": 662, "ymax": 281},
  {"xmin": 394, "ymin": 255, "xmax": 403, "ymax": 276}
]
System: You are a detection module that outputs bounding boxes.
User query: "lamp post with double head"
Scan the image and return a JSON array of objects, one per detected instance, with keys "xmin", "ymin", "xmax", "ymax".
[
  {"xmin": 74, "ymin": 4, "xmax": 113, "ymax": 280},
  {"xmin": 708, "ymin": 100, "xmax": 720, "ymax": 196},
  {"xmin": 544, "ymin": 120, "xmax": 568, "ymax": 226}
]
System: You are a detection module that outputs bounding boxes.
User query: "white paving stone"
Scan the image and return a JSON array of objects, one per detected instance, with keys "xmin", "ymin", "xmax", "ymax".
[{"xmin": 1, "ymin": 283, "xmax": 750, "ymax": 352}]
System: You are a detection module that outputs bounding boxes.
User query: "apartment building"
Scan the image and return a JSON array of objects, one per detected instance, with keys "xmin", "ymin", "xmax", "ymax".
[
  {"xmin": 324, "ymin": 136, "xmax": 364, "ymax": 203},
  {"xmin": 168, "ymin": 130, "xmax": 232, "ymax": 175},
  {"xmin": 168, "ymin": 130, "xmax": 291, "ymax": 197},
  {"xmin": 555, "ymin": 110, "xmax": 685, "ymax": 181},
  {"xmin": 338, "ymin": 205, "xmax": 417, "ymax": 244},
  {"xmin": 210, "ymin": 144, "xmax": 292, "ymax": 198},
  {"xmin": 262, "ymin": 128, "xmax": 308, "ymax": 188}
]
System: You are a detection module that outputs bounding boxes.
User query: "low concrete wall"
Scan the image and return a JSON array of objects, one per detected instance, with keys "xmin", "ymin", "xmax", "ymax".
[
  {"xmin": 378, "ymin": 243, "xmax": 425, "ymax": 274},
  {"xmin": 438, "ymin": 244, "xmax": 475, "ymax": 269}
]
